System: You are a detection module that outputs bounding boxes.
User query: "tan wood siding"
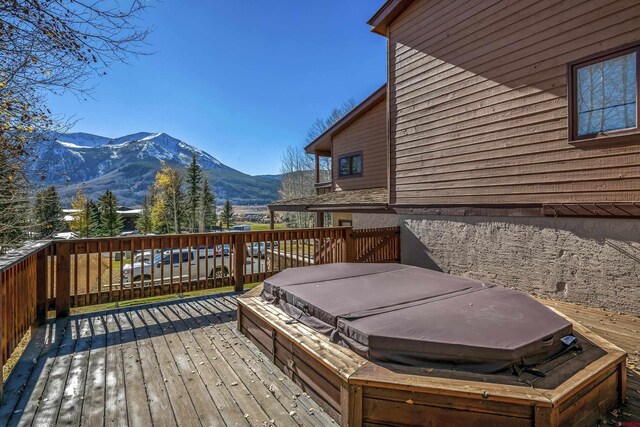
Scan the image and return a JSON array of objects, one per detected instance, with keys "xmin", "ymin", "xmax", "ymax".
[
  {"xmin": 388, "ymin": 0, "xmax": 640, "ymax": 205},
  {"xmin": 333, "ymin": 99, "xmax": 388, "ymax": 191}
]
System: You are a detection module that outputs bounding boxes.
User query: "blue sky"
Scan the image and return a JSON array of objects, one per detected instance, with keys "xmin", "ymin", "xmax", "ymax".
[{"xmin": 48, "ymin": 1, "xmax": 387, "ymax": 175}]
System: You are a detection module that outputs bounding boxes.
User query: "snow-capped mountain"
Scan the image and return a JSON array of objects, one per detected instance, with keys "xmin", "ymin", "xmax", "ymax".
[{"xmin": 30, "ymin": 132, "xmax": 280, "ymax": 206}]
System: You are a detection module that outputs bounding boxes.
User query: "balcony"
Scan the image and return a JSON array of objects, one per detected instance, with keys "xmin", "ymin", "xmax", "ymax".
[
  {"xmin": 0, "ymin": 227, "xmax": 401, "ymax": 423},
  {"xmin": 314, "ymin": 181, "xmax": 333, "ymax": 195}
]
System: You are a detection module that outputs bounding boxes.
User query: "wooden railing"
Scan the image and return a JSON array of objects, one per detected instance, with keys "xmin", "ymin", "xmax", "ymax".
[
  {"xmin": 314, "ymin": 181, "xmax": 333, "ymax": 195},
  {"xmin": 0, "ymin": 241, "xmax": 50, "ymax": 403},
  {"xmin": 0, "ymin": 226, "xmax": 400, "ymax": 402},
  {"xmin": 349, "ymin": 227, "xmax": 401, "ymax": 263}
]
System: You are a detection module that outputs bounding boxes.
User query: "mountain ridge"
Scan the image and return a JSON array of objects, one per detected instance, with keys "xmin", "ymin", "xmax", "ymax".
[{"xmin": 31, "ymin": 131, "xmax": 281, "ymax": 206}]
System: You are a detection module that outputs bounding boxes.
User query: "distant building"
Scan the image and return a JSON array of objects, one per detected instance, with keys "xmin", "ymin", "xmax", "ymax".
[{"xmin": 62, "ymin": 207, "xmax": 141, "ymax": 232}]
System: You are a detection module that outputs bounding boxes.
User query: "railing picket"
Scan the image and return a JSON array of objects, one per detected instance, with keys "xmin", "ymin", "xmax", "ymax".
[
  {"xmin": 195, "ymin": 235, "xmax": 201, "ymax": 289},
  {"xmin": 72, "ymin": 243, "xmax": 77, "ymax": 307},
  {"xmin": 269, "ymin": 230, "xmax": 275, "ymax": 277},
  {"xmin": 178, "ymin": 236, "xmax": 183, "ymax": 294},
  {"xmin": 296, "ymin": 230, "xmax": 302, "ymax": 267},
  {"xmin": 212, "ymin": 234, "xmax": 218, "ymax": 288},
  {"xmin": 94, "ymin": 241, "xmax": 100, "ymax": 302},
  {"xmin": 115, "ymin": 241, "xmax": 124, "ymax": 301},
  {"xmin": 84, "ymin": 242, "xmax": 90, "ymax": 306},
  {"xmin": 48, "ymin": 245, "xmax": 54, "ymax": 309},
  {"xmin": 131, "ymin": 239, "xmax": 137, "ymax": 298},
  {"xmin": 169, "ymin": 237, "xmax": 174, "ymax": 292},
  {"xmin": 187, "ymin": 235, "xmax": 192, "ymax": 292},
  {"xmin": 249, "ymin": 232, "xmax": 254, "ymax": 281},
  {"xmin": 150, "ymin": 238, "xmax": 155, "ymax": 296}
]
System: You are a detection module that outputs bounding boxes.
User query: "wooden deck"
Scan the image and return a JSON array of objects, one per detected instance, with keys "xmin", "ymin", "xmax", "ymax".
[
  {"xmin": 0, "ymin": 293, "xmax": 336, "ymax": 427},
  {"xmin": 0, "ymin": 292, "xmax": 637, "ymax": 426},
  {"xmin": 540, "ymin": 298, "xmax": 640, "ymax": 425}
]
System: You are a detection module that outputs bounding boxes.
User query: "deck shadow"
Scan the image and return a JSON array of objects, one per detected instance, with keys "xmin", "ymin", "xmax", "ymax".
[{"xmin": 0, "ymin": 292, "xmax": 240, "ymax": 426}]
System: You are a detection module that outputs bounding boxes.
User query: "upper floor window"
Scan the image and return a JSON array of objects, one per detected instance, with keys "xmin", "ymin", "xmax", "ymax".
[
  {"xmin": 570, "ymin": 46, "xmax": 639, "ymax": 141},
  {"xmin": 338, "ymin": 153, "xmax": 362, "ymax": 177}
]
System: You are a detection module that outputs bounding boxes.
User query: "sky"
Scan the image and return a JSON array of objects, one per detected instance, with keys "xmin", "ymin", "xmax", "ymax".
[{"xmin": 47, "ymin": 1, "xmax": 387, "ymax": 176}]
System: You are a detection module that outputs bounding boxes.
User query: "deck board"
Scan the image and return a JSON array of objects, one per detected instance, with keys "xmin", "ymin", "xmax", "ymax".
[
  {"xmin": 80, "ymin": 314, "xmax": 107, "ymax": 427},
  {"xmin": 183, "ymin": 299, "xmax": 299, "ymax": 426},
  {"xmin": 540, "ymin": 298, "xmax": 640, "ymax": 424},
  {"xmin": 198, "ymin": 297, "xmax": 335, "ymax": 426},
  {"xmin": 116, "ymin": 310, "xmax": 153, "ymax": 426},
  {"xmin": 57, "ymin": 316, "xmax": 93, "ymax": 427},
  {"xmin": 127, "ymin": 309, "xmax": 177, "ymax": 427},
  {"xmin": 104, "ymin": 312, "xmax": 129, "ymax": 426},
  {"xmin": 1, "ymin": 291, "xmax": 637, "ymax": 426}
]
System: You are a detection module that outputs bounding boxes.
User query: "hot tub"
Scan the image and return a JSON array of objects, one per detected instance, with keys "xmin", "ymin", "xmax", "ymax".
[
  {"xmin": 238, "ymin": 264, "xmax": 626, "ymax": 426},
  {"xmin": 262, "ymin": 263, "xmax": 573, "ymax": 373}
]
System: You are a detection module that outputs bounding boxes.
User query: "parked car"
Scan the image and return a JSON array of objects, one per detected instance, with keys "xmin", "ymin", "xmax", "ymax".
[
  {"xmin": 217, "ymin": 244, "xmax": 230, "ymax": 256},
  {"xmin": 133, "ymin": 249, "xmax": 162, "ymax": 263},
  {"xmin": 249, "ymin": 242, "xmax": 266, "ymax": 259},
  {"xmin": 122, "ymin": 248, "xmax": 233, "ymax": 285},
  {"xmin": 231, "ymin": 225, "xmax": 251, "ymax": 231}
]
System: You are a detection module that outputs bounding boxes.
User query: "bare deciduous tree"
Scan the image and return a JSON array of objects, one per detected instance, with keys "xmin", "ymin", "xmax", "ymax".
[
  {"xmin": 305, "ymin": 99, "xmax": 356, "ymax": 180},
  {"xmin": 0, "ymin": 0, "xmax": 152, "ymax": 250},
  {"xmin": 278, "ymin": 98, "xmax": 356, "ymax": 228},
  {"xmin": 278, "ymin": 145, "xmax": 314, "ymax": 228}
]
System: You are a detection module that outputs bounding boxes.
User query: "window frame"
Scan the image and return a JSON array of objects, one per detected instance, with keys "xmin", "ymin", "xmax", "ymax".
[
  {"xmin": 568, "ymin": 44, "xmax": 640, "ymax": 142},
  {"xmin": 337, "ymin": 152, "xmax": 363, "ymax": 178}
]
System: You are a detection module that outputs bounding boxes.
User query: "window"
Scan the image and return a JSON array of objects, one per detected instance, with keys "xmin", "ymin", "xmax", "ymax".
[
  {"xmin": 338, "ymin": 153, "xmax": 363, "ymax": 177},
  {"xmin": 338, "ymin": 219, "xmax": 352, "ymax": 227},
  {"xmin": 570, "ymin": 46, "xmax": 639, "ymax": 140}
]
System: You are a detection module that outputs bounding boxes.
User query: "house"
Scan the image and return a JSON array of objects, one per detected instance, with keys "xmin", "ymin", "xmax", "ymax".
[
  {"xmin": 269, "ymin": 85, "xmax": 397, "ymax": 228},
  {"xmin": 272, "ymin": 0, "xmax": 640, "ymax": 316}
]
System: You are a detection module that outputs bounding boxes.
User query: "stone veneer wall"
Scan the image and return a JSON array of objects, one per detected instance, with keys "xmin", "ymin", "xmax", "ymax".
[
  {"xmin": 399, "ymin": 215, "xmax": 640, "ymax": 316},
  {"xmin": 352, "ymin": 213, "xmax": 399, "ymax": 229}
]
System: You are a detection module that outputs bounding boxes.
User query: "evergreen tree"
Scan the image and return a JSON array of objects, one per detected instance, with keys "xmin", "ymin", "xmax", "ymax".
[
  {"xmin": 88, "ymin": 200, "xmax": 101, "ymax": 237},
  {"xmin": 33, "ymin": 186, "xmax": 64, "ymax": 238},
  {"xmin": 136, "ymin": 195, "xmax": 153, "ymax": 234},
  {"xmin": 198, "ymin": 177, "xmax": 217, "ymax": 232},
  {"xmin": 185, "ymin": 155, "xmax": 202, "ymax": 233},
  {"xmin": 0, "ymin": 152, "xmax": 29, "ymax": 252},
  {"xmin": 220, "ymin": 199, "xmax": 234, "ymax": 229},
  {"xmin": 97, "ymin": 190, "xmax": 123, "ymax": 237}
]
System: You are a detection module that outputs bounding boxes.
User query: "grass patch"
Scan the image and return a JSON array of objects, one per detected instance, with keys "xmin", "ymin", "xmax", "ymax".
[
  {"xmin": 70, "ymin": 282, "xmax": 261, "ymax": 315},
  {"xmin": 2, "ymin": 329, "xmax": 31, "ymax": 381}
]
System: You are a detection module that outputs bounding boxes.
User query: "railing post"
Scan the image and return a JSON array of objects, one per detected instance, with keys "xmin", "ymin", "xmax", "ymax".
[
  {"xmin": 344, "ymin": 227, "xmax": 355, "ymax": 263},
  {"xmin": 55, "ymin": 242, "xmax": 71, "ymax": 317},
  {"xmin": 233, "ymin": 234, "xmax": 245, "ymax": 292},
  {"xmin": 36, "ymin": 246, "xmax": 48, "ymax": 326}
]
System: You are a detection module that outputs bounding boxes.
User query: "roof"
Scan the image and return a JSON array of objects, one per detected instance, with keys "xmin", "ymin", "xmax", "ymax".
[
  {"xmin": 269, "ymin": 187, "xmax": 389, "ymax": 212},
  {"xmin": 367, "ymin": 0, "xmax": 415, "ymax": 36},
  {"xmin": 117, "ymin": 209, "xmax": 142, "ymax": 215},
  {"xmin": 305, "ymin": 85, "xmax": 386, "ymax": 155}
]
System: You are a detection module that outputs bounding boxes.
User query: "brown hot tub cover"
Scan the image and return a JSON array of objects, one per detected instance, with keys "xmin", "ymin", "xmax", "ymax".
[{"xmin": 262, "ymin": 263, "xmax": 573, "ymax": 373}]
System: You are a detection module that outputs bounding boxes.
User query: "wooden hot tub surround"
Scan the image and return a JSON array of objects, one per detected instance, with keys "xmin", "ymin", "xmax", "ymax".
[{"xmin": 238, "ymin": 284, "xmax": 627, "ymax": 427}]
